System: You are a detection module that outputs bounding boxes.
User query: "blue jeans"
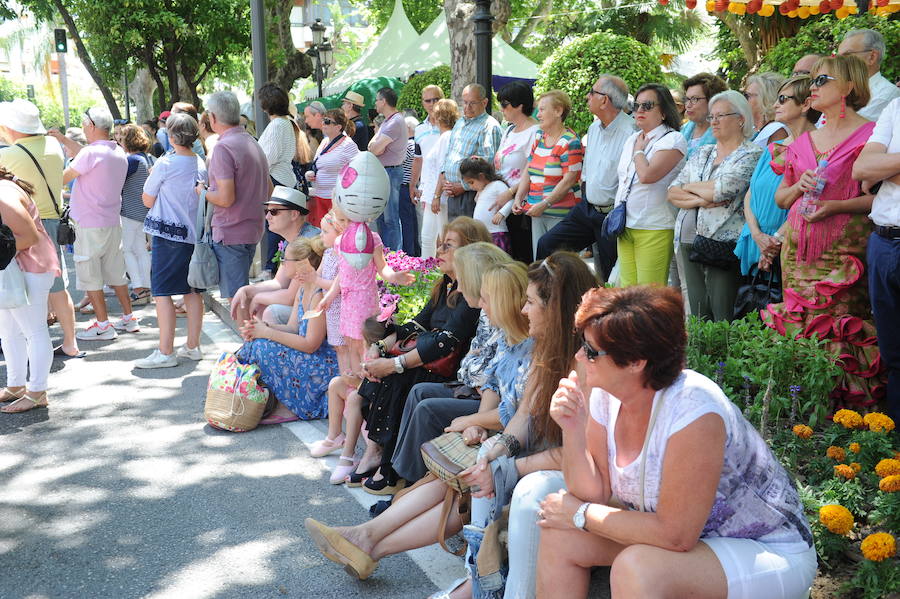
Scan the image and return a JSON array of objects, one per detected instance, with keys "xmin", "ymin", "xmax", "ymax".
[
  {"xmin": 376, "ymin": 165, "xmax": 403, "ymax": 252},
  {"xmin": 868, "ymin": 231, "xmax": 900, "ymax": 420},
  {"xmin": 399, "ymin": 183, "xmax": 420, "ymax": 256},
  {"xmin": 212, "ymin": 242, "xmax": 256, "ymax": 299}
]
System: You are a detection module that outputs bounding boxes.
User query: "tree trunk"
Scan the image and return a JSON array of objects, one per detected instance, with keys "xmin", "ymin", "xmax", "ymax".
[
  {"xmin": 491, "ymin": 0, "xmax": 510, "ymax": 35},
  {"xmin": 266, "ymin": 0, "xmax": 313, "ymax": 92},
  {"xmin": 511, "ymin": 0, "xmax": 552, "ymax": 47},
  {"xmin": 50, "ymin": 0, "xmax": 122, "ymax": 119},
  {"xmin": 445, "ymin": 0, "xmax": 476, "ymax": 102},
  {"xmin": 128, "ymin": 68, "xmax": 157, "ymax": 124}
]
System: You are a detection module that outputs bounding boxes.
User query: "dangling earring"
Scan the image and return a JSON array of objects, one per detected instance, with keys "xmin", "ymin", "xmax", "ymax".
[{"xmin": 839, "ymin": 95, "xmax": 846, "ymax": 119}]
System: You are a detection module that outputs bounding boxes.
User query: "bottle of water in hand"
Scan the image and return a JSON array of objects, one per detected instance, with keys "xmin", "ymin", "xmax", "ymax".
[{"xmin": 798, "ymin": 159, "xmax": 828, "ymax": 216}]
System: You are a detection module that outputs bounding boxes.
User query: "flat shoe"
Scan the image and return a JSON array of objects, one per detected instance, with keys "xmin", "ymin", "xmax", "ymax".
[
  {"xmin": 310, "ymin": 433, "xmax": 346, "ymax": 458},
  {"xmin": 0, "ymin": 387, "xmax": 26, "ymax": 403},
  {"xmin": 304, "ymin": 518, "xmax": 379, "ymax": 580},
  {"xmin": 1, "ymin": 392, "xmax": 48, "ymax": 413},
  {"xmin": 329, "ymin": 457, "xmax": 358, "ymax": 485},
  {"xmin": 259, "ymin": 413, "xmax": 300, "ymax": 425},
  {"xmin": 53, "ymin": 345, "xmax": 86, "ymax": 359},
  {"xmin": 346, "ymin": 467, "xmax": 378, "ymax": 488}
]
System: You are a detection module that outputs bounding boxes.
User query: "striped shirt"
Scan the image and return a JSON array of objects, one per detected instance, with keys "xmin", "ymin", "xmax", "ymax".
[
  {"xmin": 525, "ymin": 128, "xmax": 584, "ymax": 217},
  {"xmin": 312, "ymin": 135, "xmax": 359, "ymax": 199},
  {"xmin": 121, "ymin": 153, "xmax": 153, "ymax": 222},
  {"xmin": 442, "ymin": 112, "xmax": 502, "ymax": 188},
  {"xmin": 402, "ymin": 139, "xmax": 414, "ymax": 184}
]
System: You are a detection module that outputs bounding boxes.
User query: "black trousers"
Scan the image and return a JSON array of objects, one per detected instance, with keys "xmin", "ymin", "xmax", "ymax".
[{"xmin": 535, "ymin": 200, "xmax": 617, "ymax": 281}]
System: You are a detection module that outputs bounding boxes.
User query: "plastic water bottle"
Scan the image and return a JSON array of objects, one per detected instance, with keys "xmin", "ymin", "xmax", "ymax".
[{"xmin": 798, "ymin": 159, "xmax": 828, "ymax": 216}]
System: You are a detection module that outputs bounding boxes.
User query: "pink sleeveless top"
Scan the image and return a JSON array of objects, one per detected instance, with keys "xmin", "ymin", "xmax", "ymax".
[{"xmin": 2, "ymin": 180, "xmax": 61, "ymax": 276}]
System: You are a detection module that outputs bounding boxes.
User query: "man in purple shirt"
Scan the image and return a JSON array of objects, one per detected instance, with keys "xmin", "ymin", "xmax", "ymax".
[
  {"xmin": 369, "ymin": 87, "xmax": 406, "ymax": 251},
  {"xmin": 197, "ymin": 91, "xmax": 271, "ymax": 301},
  {"xmin": 58, "ymin": 106, "xmax": 135, "ymax": 341}
]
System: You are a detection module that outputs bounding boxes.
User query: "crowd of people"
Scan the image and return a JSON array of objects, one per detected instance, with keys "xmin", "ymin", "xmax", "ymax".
[{"xmin": 0, "ymin": 25, "xmax": 898, "ymax": 599}]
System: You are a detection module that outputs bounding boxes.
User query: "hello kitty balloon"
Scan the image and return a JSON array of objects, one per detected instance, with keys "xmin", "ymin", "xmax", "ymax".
[{"xmin": 333, "ymin": 151, "xmax": 389, "ymax": 222}]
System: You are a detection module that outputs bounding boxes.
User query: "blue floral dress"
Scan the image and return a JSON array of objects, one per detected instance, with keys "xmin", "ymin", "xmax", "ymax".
[{"xmin": 237, "ymin": 288, "xmax": 339, "ymax": 420}]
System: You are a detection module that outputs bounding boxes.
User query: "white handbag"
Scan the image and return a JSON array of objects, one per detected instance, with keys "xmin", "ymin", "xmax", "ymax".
[{"xmin": 0, "ymin": 259, "xmax": 29, "ymax": 309}]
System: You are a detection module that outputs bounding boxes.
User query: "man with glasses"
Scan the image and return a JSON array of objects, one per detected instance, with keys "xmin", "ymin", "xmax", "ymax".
[
  {"xmin": 837, "ymin": 29, "xmax": 899, "ymax": 121},
  {"xmin": 410, "ymin": 85, "xmax": 444, "ymax": 206},
  {"xmin": 679, "ymin": 73, "xmax": 728, "ymax": 158},
  {"xmin": 791, "ymin": 54, "xmax": 822, "ymax": 77},
  {"xmin": 229, "ymin": 186, "xmax": 319, "ymax": 326},
  {"xmin": 438, "ymin": 83, "xmax": 502, "ymax": 219},
  {"xmin": 369, "ymin": 87, "xmax": 406, "ymax": 251},
  {"xmin": 536, "ymin": 75, "xmax": 634, "ymax": 282},
  {"xmin": 56, "ymin": 106, "xmax": 136, "ymax": 340}
]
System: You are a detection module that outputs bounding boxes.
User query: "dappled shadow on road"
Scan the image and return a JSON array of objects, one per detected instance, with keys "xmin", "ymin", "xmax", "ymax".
[{"xmin": 0, "ymin": 307, "xmax": 437, "ymax": 598}]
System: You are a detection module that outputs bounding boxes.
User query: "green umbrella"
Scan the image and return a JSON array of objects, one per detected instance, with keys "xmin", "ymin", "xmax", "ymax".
[{"xmin": 296, "ymin": 76, "xmax": 404, "ymax": 124}]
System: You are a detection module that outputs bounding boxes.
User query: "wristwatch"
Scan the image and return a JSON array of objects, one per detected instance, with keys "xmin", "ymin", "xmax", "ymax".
[
  {"xmin": 573, "ymin": 502, "xmax": 591, "ymax": 530},
  {"xmin": 393, "ymin": 356, "xmax": 405, "ymax": 374}
]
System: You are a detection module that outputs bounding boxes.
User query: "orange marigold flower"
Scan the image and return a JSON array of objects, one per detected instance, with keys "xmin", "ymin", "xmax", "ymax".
[
  {"xmin": 876, "ymin": 459, "xmax": 900, "ymax": 479},
  {"xmin": 860, "ymin": 532, "xmax": 896, "ymax": 562},
  {"xmin": 792, "ymin": 424, "xmax": 813, "ymax": 439},
  {"xmin": 879, "ymin": 475, "xmax": 900, "ymax": 493},
  {"xmin": 863, "ymin": 412, "xmax": 896, "ymax": 433},
  {"xmin": 849, "ymin": 442, "xmax": 860, "ymax": 453},
  {"xmin": 850, "ymin": 462, "xmax": 862, "ymax": 473},
  {"xmin": 819, "ymin": 504, "xmax": 854, "ymax": 535},
  {"xmin": 833, "ymin": 409, "xmax": 863, "ymax": 429},
  {"xmin": 834, "ymin": 464, "xmax": 856, "ymax": 480},
  {"xmin": 826, "ymin": 446, "xmax": 847, "ymax": 462}
]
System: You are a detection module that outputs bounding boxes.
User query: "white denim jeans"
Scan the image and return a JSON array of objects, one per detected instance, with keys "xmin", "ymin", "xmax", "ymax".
[
  {"xmin": 420, "ymin": 204, "xmax": 448, "ymax": 259},
  {"xmin": 0, "ymin": 271, "xmax": 55, "ymax": 391},
  {"xmin": 121, "ymin": 216, "xmax": 151, "ymax": 289}
]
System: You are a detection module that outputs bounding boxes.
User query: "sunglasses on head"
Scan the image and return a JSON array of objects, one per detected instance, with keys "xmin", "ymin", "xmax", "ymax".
[
  {"xmin": 580, "ymin": 334, "xmax": 607, "ymax": 362},
  {"xmin": 811, "ymin": 74, "xmax": 837, "ymax": 88},
  {"xmin": 84, "ymin": 109, "xmax": 95, "ymax": 127},
  {"xmin": 632, "ymin": 101, "xmax": 657, "ymax": 113}
]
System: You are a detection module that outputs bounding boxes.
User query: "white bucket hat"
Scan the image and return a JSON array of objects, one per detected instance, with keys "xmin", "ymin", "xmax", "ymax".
[{"xmin": 0, "ymin": 99, "xmax": 47, "ymax": 135}]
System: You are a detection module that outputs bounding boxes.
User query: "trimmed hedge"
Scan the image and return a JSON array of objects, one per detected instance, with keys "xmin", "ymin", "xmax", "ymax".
[
  {"xmin": 397, "ymin": 65, "xmax": 452, "ymax": 121},
  {"xmin": 534, "ymin": 31, "xmax": 664, "ymax": 135},
  {"xmin": 761, "ymin": 15, "xmax": 899, "ymax": 84}
]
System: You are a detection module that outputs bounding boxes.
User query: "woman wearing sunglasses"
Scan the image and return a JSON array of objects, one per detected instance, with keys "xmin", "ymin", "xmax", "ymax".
[
  {"xmin": 612, "ymin": 83, "xmax": 687, "ymax": 287},
  {"xmin": 765, "ymin": 55, "xmax": 883, "ymax": 409},
  {"xmin": 734, "ymin": 76, "xmax": 821, "ymax": 282},
  {"xmin": 668, "ymin": 90, "xmax": 761, "ymax": 321},
  {"xmin": 305, "ymin": 109, "xmax": 359, "ymax": 226},
  {"xmin": 536, "ymin": 285, "xmax": 816, "ymax": 599}
]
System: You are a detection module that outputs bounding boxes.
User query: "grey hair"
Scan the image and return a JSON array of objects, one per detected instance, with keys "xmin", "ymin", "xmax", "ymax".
[
  {"xmin": 709, "ymin": 90, "xmax": 754, "ymax": 139},
  {"xmin": 404, "ymin": 115, "xmax": 419, "ymax": 135},
  {"xmin": 746, "ymin": 71, "xmax": 786, "ymax": 124},
  {"xmin": 65, "ymin": 127, "xmax": 86, "ymax": 145},
  {"xmin": 464, "ymin": 83, "xmax": 487, "ymax": 100},
  {"xmin": 85, "ymin": 106, "xmax": 113, "ymax": 131},
  {"xmin": 844, "ymin": 29, "xmax": 886, "ymax": 63},
  {"xmin": 306, "ymin": 101, "xmax": 326, "ymax": 115},
  {"xmin": 166, "ymin": 112, "xmax": 200, "ymax": 148},
  {"xmin": 597, "ymin": 74, "xmax": 629, "ymax": 111},
  {"xmin": 206, "ymin": 91, "xmax": 241, "ymax": 126}
]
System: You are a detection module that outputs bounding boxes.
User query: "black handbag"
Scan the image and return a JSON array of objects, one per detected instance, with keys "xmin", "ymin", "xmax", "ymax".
[
  {"xmin": 689, "ymin": 235, "xmax": 738, "ymax": 269},
  {"xmin": 0, "ymin": 212, "xmax": 16, "ymax": 270},
  {"xmin": 733, "ymin": 268, "xmax": 783, "ymax": 320}
]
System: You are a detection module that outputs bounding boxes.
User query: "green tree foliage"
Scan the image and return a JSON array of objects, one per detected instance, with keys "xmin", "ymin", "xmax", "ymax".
[
  {"xmin": 397, "ymin": 65, "xmax": 452, "ymax": 120},
  {"xmin": 535, "ymin": 31, "xmax": 664, "ymax": 135},
  {"xmin": 350, "ymin": 0, "xmax": 442, "ymax": 33},
  {"xmin": 761, "ymin": 14, "xmax": 900, "ymax": 83},
  {"xmin": 0, "ymin": 75, "xmax": 92, "ymax": 129}
]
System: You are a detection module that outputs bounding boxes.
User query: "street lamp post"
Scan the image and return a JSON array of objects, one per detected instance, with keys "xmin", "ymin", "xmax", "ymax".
[
  {"xmin": 473, "ymin": 0, "xmax": 493, "ymax": 100},
  {"xmin": 308, "ymin": 18, "xmax": 334, "ymax": 99}
]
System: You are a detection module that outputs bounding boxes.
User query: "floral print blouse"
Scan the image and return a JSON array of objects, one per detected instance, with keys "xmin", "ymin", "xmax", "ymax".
[
  {"xmin": 456, "ymin": 311, "xmax": 502, "ymax": 389},
  {"xmin": 670, "ymin": 140, "xmax": 762, "ymax": 242}
]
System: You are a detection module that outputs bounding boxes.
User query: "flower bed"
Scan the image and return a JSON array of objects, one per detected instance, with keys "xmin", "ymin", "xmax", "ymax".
[{"xmin": 377, "ymin": 251, "xmax": 442, "ymax": 325}]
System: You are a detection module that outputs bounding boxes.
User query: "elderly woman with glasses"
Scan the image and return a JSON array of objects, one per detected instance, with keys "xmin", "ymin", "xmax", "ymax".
[
  {"xmin": 305, "ymin": 109, "xmax": 359, "ymax": 226},
  {"xmin": 764, "ymin": 55, "xmax": 883, "ymax": 410},
  {"xmin": 680, "ymin": 73, "xmax": 729, "ymax": 159},
  {"xmin": 744, "ymin": 72, "xmax": 789, "ymax": 149},
  {"xmin": 612, "ymin": 84, "xmax": 687, "ymax": 287},
  {"xmin": 535, "ymin": 285, "xmax": 816, "ymax": 599},
  {"xmin": 668, "ymin": 90, "xmax": 761, "ymax": 321}
]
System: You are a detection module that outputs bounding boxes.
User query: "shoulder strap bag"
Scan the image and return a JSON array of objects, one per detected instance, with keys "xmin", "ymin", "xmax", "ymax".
[
  {"xmin": 688, "ymin": 148, "xmax": 739, "ymax": 269},
  {"xmin": 187, "ymin": 190, "xmax": 220, "ymax": 289},
  {"xmin": 15, "ymin": 143, "xmax": 75, "ymax": 245}
]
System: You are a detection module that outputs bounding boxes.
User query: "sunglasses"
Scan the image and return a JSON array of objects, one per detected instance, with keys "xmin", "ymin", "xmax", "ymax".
[
  {"xmin": 581, "ymin": 335, "xmax": 607, "ymax": 362},
  {"xmin": 588, "ymin": 89, "xmax": 608, "ymax": 99},
  {"xmin": 811, "ymin": 74, "xmax": 837, "ymax": 88},
  {"xmin": 264, "ymin": 208, "xmax": 294, "ymax": 216},
  {"xmin": 500, "ymin": 100, "xmax": 511, "ymax": 108},
  {"xmin": 322, "ymin": 118, "xmax": 335, "ymax": 125},
  {"xmin": 436, "ymin": 241, "xmax": 458, "ymax": 252},
  {"xmin": 776, "ymin": 94, "xmax": 797, "ymax": 105},
  {"xmin": 632, "ymin": 101, "xmax": 657, "ymax": 113},
  {"xmin": 423, "ymin": 97, "xmax": 440, "ymax": 104},
  {"xmin": 84, "ymin": 109, "xmax": 95, "ymax": 127},
  {"xmin": 706, "ymin": 112, "xmax": 739, "ymax": 123}
]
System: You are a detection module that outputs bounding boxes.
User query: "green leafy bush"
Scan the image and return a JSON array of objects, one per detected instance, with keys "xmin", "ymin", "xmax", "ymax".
[
  {"xmin": 761, "ymin": 15, "xmax": 900, "ymax": 83},
  {"xmin": 398, "ymin": 65, "xmax": 452, "ymax": 121},
  {"xmin": 534, "ymin": 31, "xmax": 664, "ymax": 136}
]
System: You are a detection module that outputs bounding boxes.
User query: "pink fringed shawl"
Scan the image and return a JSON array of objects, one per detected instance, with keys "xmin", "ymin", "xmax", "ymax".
[{"xmin": 783, "ymin": 122, "xmax": 875, "ymax": 263}]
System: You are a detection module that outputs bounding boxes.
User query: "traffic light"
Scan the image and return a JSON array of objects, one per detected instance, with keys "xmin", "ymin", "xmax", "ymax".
[{"xmin": 54, "ymin": 29, "xmax": 67, "ymax": 53}]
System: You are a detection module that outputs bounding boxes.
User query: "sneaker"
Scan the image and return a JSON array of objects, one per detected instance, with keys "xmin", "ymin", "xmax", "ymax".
[
  {"xmin": 76, "ymin": 322, "xmax": 118, "ymax": 341},
  {"xmin": 134, "ymin": 349, "xmax": 178, "ymax": 369},
  {"xmin": 129, "ymin": 290, "xmax": 152, "ymax": 306},
  {"xmin": 112, "ymin": 316, "xmax": 140, "ymax": 333},
  {"xmin": 176, "ymin": 344, "xmax": 203, "ymax": 361}
]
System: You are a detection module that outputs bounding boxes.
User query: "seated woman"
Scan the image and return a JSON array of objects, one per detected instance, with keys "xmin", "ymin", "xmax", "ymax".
[
  {"xmin": 535, "ymin": 285, "xmax": 815, "ymax": 599},
  {"xmin": 349, "ymin": 217, "xmax": 491, "ymax": 494},
  {"xmin": 237, "ymin": 236, "xmax": 339, "ymax": 423},
  {"xmin": 303, "ymin": 252, "xmax": 596, "ymax": 596},
  {"xmin": 667, "ymin": 90, "xmax": 761, "ymax": 321},
  {"xmin": 391, "ymin": 242, "xmax": 517, "ymax": 484}
]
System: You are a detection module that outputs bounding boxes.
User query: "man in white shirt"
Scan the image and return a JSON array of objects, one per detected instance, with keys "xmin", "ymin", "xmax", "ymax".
[
  {"xmin": 854, "ymin": 97, "xmax": 900, "ymax": 422},
  {"xmin": 838, "ymin": 29, "xmax": 900, "ymax": 121},
  {"xmin": 535, "ymin": 75, "xmax": 634, "ymax": 282}
]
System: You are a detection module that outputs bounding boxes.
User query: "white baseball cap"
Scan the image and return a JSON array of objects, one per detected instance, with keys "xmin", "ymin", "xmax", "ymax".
[{"xmin": 0, "ymin": 99, "xmax": 47, "ymax": 135}]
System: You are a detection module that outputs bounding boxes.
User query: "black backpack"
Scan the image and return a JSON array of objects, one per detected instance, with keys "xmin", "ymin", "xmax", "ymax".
[{"xmin": 0, "ymin": 211, "xmax": 17, "ymax": 270}]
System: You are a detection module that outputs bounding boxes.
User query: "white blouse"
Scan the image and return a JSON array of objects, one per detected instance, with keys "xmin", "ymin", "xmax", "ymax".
[{"xmin": 257, "ymin": 117, "xmax": 297, "ymax": 188}]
